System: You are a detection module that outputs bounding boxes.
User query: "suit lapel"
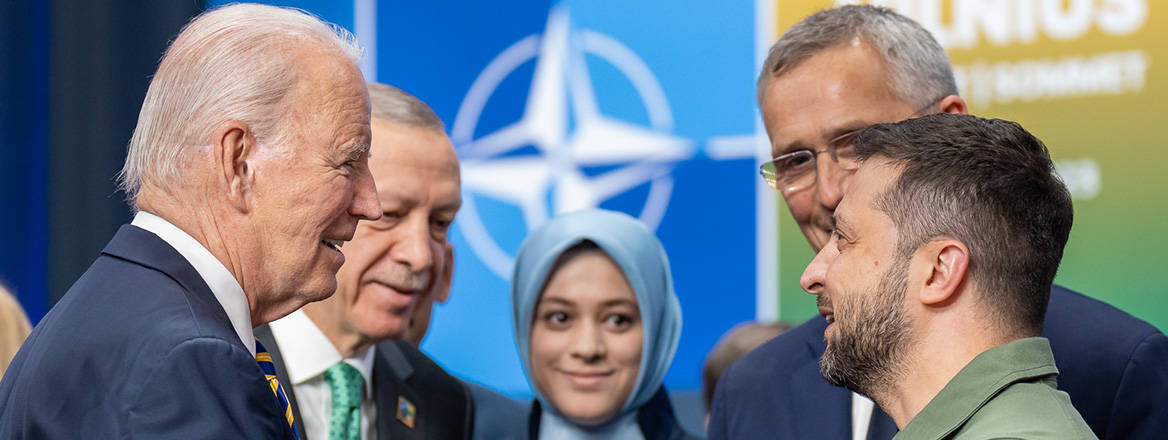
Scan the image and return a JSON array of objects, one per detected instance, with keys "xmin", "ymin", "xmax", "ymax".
[
  {"xmin": 374, "ymin": 345, "xmax": 421, "ymax": 440},
  {"xmin": 866, "ymin": 407, "xmax": 898, "ymax": 440},
  {"xmin": 254, "ymin": 325, "xmax": 308, "ymax": 440},
  {"xmin": 791, "ymin": 330, "xmax": 852, "ymax": 439}
]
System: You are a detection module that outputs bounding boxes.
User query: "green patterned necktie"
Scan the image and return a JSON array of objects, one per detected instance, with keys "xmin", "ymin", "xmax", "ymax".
[{"xmin": 324, "ymin": 362, "xmax": 364, "ymax": 440}]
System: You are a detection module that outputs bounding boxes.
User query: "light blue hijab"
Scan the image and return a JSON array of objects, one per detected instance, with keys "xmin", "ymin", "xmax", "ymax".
[{"xmin": 512, "ymin": 209, "xmax": 683, "ymax": 422}]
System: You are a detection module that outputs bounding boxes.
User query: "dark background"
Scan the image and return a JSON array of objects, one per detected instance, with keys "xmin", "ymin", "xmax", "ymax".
[{"xmin": 0, "ymin": 0, "xmax": 204, "ymax": 322}]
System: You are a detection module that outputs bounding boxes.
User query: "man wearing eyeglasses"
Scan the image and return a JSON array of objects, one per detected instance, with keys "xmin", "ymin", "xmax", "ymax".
[{"xmin": 707, "ymin": 5, "xmax": 1168, "ymax": 440}]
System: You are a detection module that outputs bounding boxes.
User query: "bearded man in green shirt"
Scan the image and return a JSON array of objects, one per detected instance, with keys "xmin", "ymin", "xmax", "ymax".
[{"xmin": 798, "ymin": 113, "xmax": 1096, "ymax": 439}]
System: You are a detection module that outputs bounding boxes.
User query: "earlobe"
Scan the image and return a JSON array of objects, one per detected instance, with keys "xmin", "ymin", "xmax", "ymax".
[
  {"xmin": 215, "ymin": 122, "xmax": 254, "ymax": 213},
  {"xmin": 938, "ymin": 95, "xmax": 968, "ymax": 115},
  {"xmin": 919, "ymin": 240, "xmax": 969, "ymax": 306}
]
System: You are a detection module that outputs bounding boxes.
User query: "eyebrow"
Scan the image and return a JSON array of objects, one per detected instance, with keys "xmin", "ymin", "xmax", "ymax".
[
  {"xmin": 832, "ymin": 212, "xmax": 855, "ymax": 237},
  {"xmin": 599, "ymin": 298, "xmax": 638, "ymax": 309},
  {"xmin": 536, "ymin": 297, "xmax": 638, "ymax": 309},
  {"xmin": 343, "ymin": 140, "xmax": 371, "ymax": 158},
  {"xmin": 822, "ymin": 120, "xmax": 871, "ymax": 145},
  {"xmin": 774, "ymin": 120, "xmax": 872, "ymax": 156},
  {"xmin": 537, "ymin": 297, "xmax": 574, "ymax": 308}
]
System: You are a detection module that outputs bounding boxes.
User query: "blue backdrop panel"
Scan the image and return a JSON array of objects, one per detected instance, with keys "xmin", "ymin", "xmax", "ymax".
[
  {"xmin": 208, "ymin": 0, "xmax": 760, "ymax": 399},
  {"xmin": 0, "ymin": 0, "xmax": 50, "ymax": 322},
  {"xmin": 388, "ymin": 0, "xmax": 759, "ymax": 396}
]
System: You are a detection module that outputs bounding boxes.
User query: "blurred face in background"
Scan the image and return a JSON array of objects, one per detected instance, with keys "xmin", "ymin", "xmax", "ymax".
[
  {"xmin": 760, "ymin": 42, "xmax": 923, "ymax": 251},
  {"xmin": 530, "ymin": 250, "xmax": 643, "ymax": 426},
  {"xmin": 314, "ymin": 119, "xmax": 460, "ymax": 344}
]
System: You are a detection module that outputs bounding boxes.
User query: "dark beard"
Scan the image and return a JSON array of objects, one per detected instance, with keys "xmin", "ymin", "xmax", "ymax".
[{"xmin": 819, "ymin": 258, "xmax": 911, "ymax": 399}]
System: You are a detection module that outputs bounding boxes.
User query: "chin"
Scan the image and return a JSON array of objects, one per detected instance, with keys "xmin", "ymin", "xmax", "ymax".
[
  {"xmin": 554, "ymin": 396, "xmax": 621, "ymax": 426},
  {"xmin": 357, "ymin": 319, "xmax": 407, "ymax": 342},
  {"xmin": 305, "ymin": 279, "xmax": 339, "ymax": 303},
  {"xmin": 562, "ymin": 408, "xmax": 618, "ymax": 427}
]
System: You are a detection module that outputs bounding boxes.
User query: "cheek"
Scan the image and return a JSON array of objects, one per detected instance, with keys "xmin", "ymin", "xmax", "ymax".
[
  {"xmin": 783, "ymin": 191, "xmax": 815, "ymax": 223},
  {"xmin": 611, "ymin": 328, "xmax": 643, "ymax": 372},
  {"xmin": 529, "ymin": 326, "xmax": 565, "ymax": 366},
  {"xmin": 528, "ymin": 327, "xmax": 566, "ymax": 395}
]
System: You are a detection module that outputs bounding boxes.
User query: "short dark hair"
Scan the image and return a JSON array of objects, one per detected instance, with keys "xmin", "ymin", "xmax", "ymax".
[{"xmin": 854, "ymin": 113, "xmax": 1073, "ymax": 335}]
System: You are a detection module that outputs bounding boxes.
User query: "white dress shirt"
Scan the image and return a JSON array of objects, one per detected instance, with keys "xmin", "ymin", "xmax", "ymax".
[
  {"xmin": 852, "ymin": 392, "xmax": 876, "ymax": 440},
  {"xmin": 132, "ymin": 211, "xmax": 255, "ymax": 356},
  {"xmin": 269, "ymin": 310, "xmax": 377, "ymax": 440}
]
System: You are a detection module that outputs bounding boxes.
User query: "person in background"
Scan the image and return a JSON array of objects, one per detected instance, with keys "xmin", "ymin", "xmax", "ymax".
[
  {"xmin": 708, "ymin": 5, "xmax": 1168, "ymax": 439},
  {"xmin": 400, "ymin": 226, "xmax": 530, "ymax": 440},
  {"xmin": 701, "ymin": 321, "xmax": 790, "ymax": 418},
  {"xmin": 512, "ymin": 209, "xmax": 696, "ymax": 440},
  {"xmin": 0, "ymin": 4, "xmax": 381, "ymax": 438},
  {"xmin": 256, "ymin": 83, "xmax": 473, "ymax": 439},
  {"xmin": 0, "ymin": 285, "xmax": 31, "ymax": 379}
]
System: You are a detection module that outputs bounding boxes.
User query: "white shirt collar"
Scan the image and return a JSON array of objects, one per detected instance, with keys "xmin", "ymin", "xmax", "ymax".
[
  {"xmin": 268, "ymin": 309, "xmax": 376, "ymax": 398},
  {"xmin": 131, "ymin": 211, "xmax": 256, "ymax": 356}
]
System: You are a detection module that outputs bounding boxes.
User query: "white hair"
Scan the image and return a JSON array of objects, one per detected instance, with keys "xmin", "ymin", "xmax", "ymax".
[
  {"xmin": 118, "ymin": 3, "xmax": 363, "ymax": 206},
  {"xmin": 757, "ymin": 5, "xmax": 957, "ymax": 109}
]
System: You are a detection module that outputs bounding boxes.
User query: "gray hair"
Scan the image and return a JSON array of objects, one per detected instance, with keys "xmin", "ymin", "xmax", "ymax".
[
  {"xmin": 118, "ymin": 3, "xmax": 363, "ymax": 206},
  {"xmin": 367, "ymin": 83, "xmax": 445, "ymax": 131},
  {"xmin": 757, "ymin": 5, "xmax": 957, "ymax": 109}
]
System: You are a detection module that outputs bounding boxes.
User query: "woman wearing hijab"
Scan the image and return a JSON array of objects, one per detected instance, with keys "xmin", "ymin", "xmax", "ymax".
[{"xmin": 511, "ymin": 209, "xmax": 696, "ymax": 440}]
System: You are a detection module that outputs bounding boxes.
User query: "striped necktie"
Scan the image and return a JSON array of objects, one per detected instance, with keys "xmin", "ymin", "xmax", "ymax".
[{"xmin": 255, "ymin": 339, "xmax": 301, "ymax": 439}]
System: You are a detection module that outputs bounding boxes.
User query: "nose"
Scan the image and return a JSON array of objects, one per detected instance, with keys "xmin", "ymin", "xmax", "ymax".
[
  {"xmin": 350, "ymin": 163, "xmax": 382, "ymax": 221},
  {"xmin": 813, "ymin": 155, "xmax": 852, "ymax": 212},
  {"xmin": 801, "ymin": 239, "xmax": 837, "ymax": 295},
  {"xmin": 569, "ymin": 321, "xmax": 605, "ymax": 363},
  {"xmin": 390, "ymin": 216, "xmax": 434, "ymax": 273}
]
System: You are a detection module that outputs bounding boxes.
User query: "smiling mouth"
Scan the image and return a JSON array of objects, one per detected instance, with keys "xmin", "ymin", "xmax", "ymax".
[
  {"xmin": 819, "ymin": 307, "xmax": 835, "ymax": 324},
  {"xmin": 561, "ymin": 370, "xmax": 614, "ymax": 388}
]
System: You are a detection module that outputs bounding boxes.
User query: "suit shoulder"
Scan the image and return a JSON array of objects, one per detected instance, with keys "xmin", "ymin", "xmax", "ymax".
[
  {"xmin": 1046, "ymin": 286, "xmax": 1164, "ymax": 361},
  {"xmin": 725, "ymin": 316, "xmax": 823, "ymax": 380},
  {"xmin": 379, "ymin": 340, "xmax": 469, "ymax": 397}
]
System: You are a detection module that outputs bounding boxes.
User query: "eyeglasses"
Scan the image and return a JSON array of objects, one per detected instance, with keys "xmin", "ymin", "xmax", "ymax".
[
  {"xmin": 759, "ymin": 129, "xmax": 862, "ymax": 194},
  {"xmin": 759, "ymin": 96, "xmax": 947, "ymax": 194}
]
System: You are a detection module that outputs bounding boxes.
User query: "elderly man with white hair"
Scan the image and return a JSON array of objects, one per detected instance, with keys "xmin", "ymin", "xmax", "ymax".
[{"xmin": 0, "ymin": 4, "xmax": 380, "ymax": 439}]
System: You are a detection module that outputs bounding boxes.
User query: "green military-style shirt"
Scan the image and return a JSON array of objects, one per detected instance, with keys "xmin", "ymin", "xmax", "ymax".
[{"xmin": 894, "ymin": 337, "xmax": 1097, "ymax": 440}]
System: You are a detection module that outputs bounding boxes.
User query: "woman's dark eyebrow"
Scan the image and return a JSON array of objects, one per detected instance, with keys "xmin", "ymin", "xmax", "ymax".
[
  {"xmin": 599, "ymin": 298, "xmax": 639, "ymax": 309},
  {"xmin": 536, "ymin": 297, "xmax": 574, "ymax": 307}
]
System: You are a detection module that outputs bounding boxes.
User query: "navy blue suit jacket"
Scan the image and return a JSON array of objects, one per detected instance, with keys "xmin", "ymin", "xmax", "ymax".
[
  {"xmin": 0, "ymin": 225, "xmax": 294, "ymax": 439},
  {"xmin": 462, "ymin": 379, "xmax": 528, "ymax": 440},
  {"xmin": 708, "ymin": 285, "xmax": 1168, "ymax": 440}
]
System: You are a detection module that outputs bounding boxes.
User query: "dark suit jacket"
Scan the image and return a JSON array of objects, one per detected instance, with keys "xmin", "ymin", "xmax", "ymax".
[
  {"xmin": 708, "ymin": 285, "xmax": 1168, "ymax": 440},
  {"xmin": 254, "ymin": 327, "xmax": 473, "ymax": 440},
  {"xmin": 0, "ymin": 225, "xmax": 294, "ymax": 439},
  {"xmin": 523, "ymin": 387, "xmax": 698, "ymax": 440},
  {"xmin": 462, "ymin": 379, "xmax": 528, "ymax": 440}
]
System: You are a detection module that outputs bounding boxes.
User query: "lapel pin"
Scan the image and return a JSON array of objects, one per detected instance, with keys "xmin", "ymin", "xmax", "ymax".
[{"xmin": 396, "ymin": 396, "xmax": 416, "ymax": 429}]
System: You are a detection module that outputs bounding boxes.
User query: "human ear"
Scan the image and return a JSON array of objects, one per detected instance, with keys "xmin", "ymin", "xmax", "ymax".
[
  {"xmin": 916, "ymin": 239, "xmax": 970, "ymax": 306},
  {"xmin": 214, "ymin": 121, "xmax": 255, "ymax": 213},
  {"xmin": 938, "ymin": 95, "xmax": 968, "ymax": 115}
]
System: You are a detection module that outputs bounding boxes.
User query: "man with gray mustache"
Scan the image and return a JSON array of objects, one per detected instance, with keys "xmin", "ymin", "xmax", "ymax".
[{"xmin": 255, "ymin": 83, "xmax": 472, "ymax": 440}]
